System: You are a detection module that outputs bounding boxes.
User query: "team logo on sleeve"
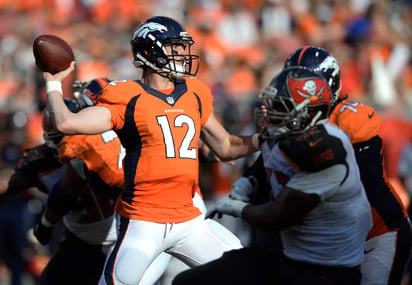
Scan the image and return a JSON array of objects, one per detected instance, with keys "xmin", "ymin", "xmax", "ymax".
[{"xmin": 133, "ymin": 22, "xmax": 168, "ymax": 39}]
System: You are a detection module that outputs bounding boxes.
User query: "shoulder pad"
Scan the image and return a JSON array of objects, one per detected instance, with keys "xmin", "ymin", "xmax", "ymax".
[
  {"xmin": 98, "ymin": 80, "xmax": 140, "ymax": 105},
  {"xmin": 278, "ymin": 125, "xmax": 347, "ymax": 171},
  {"xmin": 330, "ymin": 101, "xmax": 381, "ymax": 143}
]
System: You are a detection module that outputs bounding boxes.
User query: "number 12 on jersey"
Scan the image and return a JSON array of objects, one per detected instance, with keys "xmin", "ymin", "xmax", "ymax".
[{"xmin": 157, "ymin": 114, "xmax": 197, "ymax": 159}]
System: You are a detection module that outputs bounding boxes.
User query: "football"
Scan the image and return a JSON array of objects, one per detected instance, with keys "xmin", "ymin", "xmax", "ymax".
[{"xmin": 33, "ymin": 34, "xmax": 75, "ymax": 74}]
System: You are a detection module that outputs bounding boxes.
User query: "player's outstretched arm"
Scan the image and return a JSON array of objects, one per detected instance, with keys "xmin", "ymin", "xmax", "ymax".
[{"xmin": 200, "ymin": 112, "xmax": 260, "ymax": 162}]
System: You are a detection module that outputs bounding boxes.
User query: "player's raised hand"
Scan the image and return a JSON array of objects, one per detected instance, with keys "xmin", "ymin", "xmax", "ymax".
[{"xmin": 43, "ymin": 61, "xmax": 75, "ymax": 83}]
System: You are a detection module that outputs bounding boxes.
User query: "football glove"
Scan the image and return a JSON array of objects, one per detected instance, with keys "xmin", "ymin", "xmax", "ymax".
[
  {"xmin": 206, "ymin": 197, "xmax": 248, "ymax": 219},
  {"xmin": 229, "ymin": 176, "xmax": 257, "ymax": 202}
]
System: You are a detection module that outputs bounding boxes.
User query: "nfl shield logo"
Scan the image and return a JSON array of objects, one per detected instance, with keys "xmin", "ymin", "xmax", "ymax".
[{"xmin": 166, "ymin": 96, "xmax": 175, "ymax": 105}]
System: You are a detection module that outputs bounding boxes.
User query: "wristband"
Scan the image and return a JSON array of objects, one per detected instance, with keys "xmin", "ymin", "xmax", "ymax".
[
  {"xmin": 46, "ymin": 81, "xmax": 63, "ymax": 94},
  {"xmin": 41, "ymin": 215, "xmax": 55, "ymax": 228},
  {"xmin": 252, "ymin": 133, "xmax": 260, "ymax": 149}
]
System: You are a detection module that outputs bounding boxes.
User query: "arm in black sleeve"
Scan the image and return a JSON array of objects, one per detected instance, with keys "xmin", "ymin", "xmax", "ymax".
[{"xmin": 353, "ymin": 135, "xmax": 408, "ymax": 228}]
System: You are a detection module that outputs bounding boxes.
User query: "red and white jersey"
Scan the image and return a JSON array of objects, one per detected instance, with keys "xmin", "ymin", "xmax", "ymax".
[{"xmin": 97, "ymin": 78, "xmax": 214, "ymax": 223}]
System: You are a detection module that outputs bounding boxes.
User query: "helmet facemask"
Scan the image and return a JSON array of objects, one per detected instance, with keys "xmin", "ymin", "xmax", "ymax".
[
  {"xmin": 255, "ymin": 67, "xmax": 332, "ymax": 141},
  {"xmin": 75, "ymin": 78, "xmax": 111, "ymax": 108},
  {"xmin": 131, "ymin": 16, "xmax": 200, "ymax": 79},
  {"xmin": 255, "ymin": 86, "xmax": 314, "ymax": 141},
  {"xmin": 133, "ymin": 33, "xmax": 199, "ymax": 79},
  {"xmin": 163, "ymin": 37, "xmax": 200, "ymax": 78}
]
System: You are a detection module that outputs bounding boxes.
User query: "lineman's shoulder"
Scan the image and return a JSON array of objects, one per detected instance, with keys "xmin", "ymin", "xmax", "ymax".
[
  {"xmin": 183, "ymin": 77, "xmax": 214, "ymax": 123},
  {"xmin": 278, "ymin": 125, "xmax": 347, "ymax": 172},
  {"xmin": 330, "ymin": 100, "xmax": 381, "ymax": 143},
  {"xmin": 183, "ymin": 77, "xmax": 213, "ymax": 97}
]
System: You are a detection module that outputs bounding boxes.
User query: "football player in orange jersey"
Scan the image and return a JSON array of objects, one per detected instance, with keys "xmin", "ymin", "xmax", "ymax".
[
  {"xmin": 3, "ymin": 88, "xmax": 123, "ymax": 285},
  {"xmin": 26, "ymin": 79, "xmax": 125, "ymax": 285},
  {"xmin": 27, "ymin": 79, "xmax": 210, "ymax": 285},
  {"xmin": 41, "ymin": 16, "xmax": 259, "ymax": 285}
]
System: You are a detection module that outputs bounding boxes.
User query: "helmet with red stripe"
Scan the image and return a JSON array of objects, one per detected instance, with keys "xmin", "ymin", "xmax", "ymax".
[{"xmin": 284, "ymin": 46, "xmax": 341, "ymax": 105}]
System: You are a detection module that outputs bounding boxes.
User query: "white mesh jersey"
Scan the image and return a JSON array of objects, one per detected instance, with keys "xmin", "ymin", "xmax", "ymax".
[
  {"xmin": 63, "ymin": 213, "xmax": 117, "ymax": 246},
  {"xmin": 261, "ymin": 121, "xmax": 372, "ymax": 267}
]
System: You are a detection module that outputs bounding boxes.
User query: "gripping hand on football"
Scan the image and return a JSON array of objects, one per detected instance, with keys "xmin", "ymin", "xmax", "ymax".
[
  {"xmin": 229, "ymin": 176, "xmax": 257, "ymax": 202},
  {"xmin": 206, "ymin": 197, "xmax": 249, "ymax": 219},
  {"xmin": 43, "ymin": 61, "xmax": 75, "ymax": 83}
]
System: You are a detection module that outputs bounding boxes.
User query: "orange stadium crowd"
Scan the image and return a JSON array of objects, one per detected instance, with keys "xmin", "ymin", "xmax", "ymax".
[{"xmin": 0, "ymin": 0, "xmax": 412, "ymax": 284}]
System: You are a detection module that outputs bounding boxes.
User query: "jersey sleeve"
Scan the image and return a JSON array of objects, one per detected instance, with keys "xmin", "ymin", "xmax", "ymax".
[
  {"xmin": 185, "ymin": 77, "xmax": 214, "ymax": 127},
  {"xmin": 58, "ymin": 135, "xmax": 90, "ymax": 164},
  {"xmin": 278, "ymin": 125, "xmax": 347, "ymax": 172},
  {"xmin": 329, "ymin": 101, "xmax": 381, "ymax": 144},
  {"xmin": 59, "ymin": 135, "xmax": 106, "ymax": 174},
  {"xmin": 59, "ymin": 133, "xmax": 124, "ymax": 188},
  {"xmin": 96, "ymin": 81, "xmax": 131, "ymax": 131}
]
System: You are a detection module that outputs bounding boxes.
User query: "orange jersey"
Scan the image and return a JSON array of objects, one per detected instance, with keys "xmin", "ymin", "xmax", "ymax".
[
  {"xmin": 330, "ymin": 100, "xmax": 408, "ymax": 239},
  {"xmin": 58, "ymin": 131, "xmax": 124, "ymax": 223},
  {"xmin": 97, "ymin": 78, "xmax": 214, "ymax": 223},
  {"xmin": 59, "ymin": 131, "xmax": 124, "ymax": 188},
  {"xmin": 330, "ymin": 100, "xmax": 381, "ymax": 143}
]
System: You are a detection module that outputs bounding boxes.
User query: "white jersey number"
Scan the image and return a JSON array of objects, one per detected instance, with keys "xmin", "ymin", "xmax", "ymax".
[
  {"xmin": 157, "ymin": 114, "xmax": 197, "ymax": 159},
  {"xmin": 101, "ymin": 130, "xmax": 125, "ymax": 169}
]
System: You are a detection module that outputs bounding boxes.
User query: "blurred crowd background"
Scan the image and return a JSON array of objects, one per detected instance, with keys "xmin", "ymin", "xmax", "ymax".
[{"xmin": 0, "ymin": 0, "xmax": 412, "ymax": 284}]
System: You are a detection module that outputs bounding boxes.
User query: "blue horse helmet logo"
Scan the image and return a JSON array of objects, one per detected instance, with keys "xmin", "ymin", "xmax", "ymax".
[{"xmin": 133, "ymin": 22, "xmax": 168, "ymax": 39}]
